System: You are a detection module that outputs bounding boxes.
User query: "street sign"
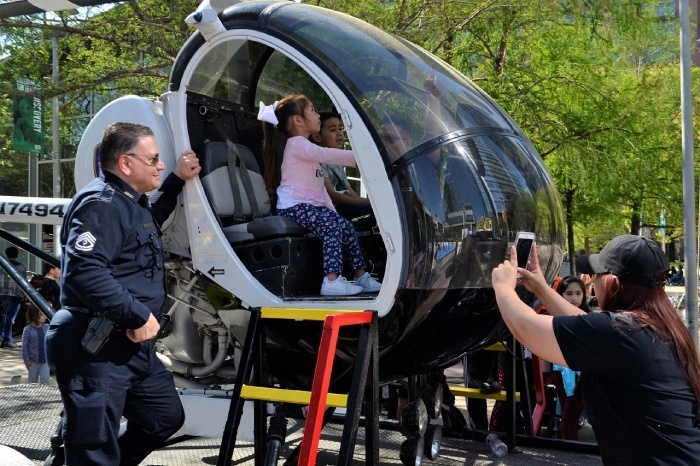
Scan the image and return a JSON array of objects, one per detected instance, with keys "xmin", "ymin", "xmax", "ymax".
[{"xmin": 12, "ymin": 78, "xmax": 44, "ymax": 154}]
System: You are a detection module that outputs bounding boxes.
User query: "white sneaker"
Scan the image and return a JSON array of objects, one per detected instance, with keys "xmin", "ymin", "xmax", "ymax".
[
  {"xmin": 321, "ymin": 276, "xmax": 363, "ymax": 296},
  {"xmin": 356, "ymin": 272, "xmax": 382, "ymax": 293}
]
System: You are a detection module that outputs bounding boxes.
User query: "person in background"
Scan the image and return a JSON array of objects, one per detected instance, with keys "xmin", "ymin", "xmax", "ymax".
[
  {"xmin": 667, "ymin": 265, "xmax": 677, "ymax": 282},
  {"xmin": 492, "ymin": 235, "xmax": 700, "ymax": 464},
  {"xmin": 39, "ymin": 262, "xmax": 61, "ymax": 310},
  {"xmin": 551, "ymin": 275, "xmax": 589, "ymax": 440},
  {"xmin": 557, "ymin": 275, "xmax": 590, "ymax": 314},
  {"xmin": 46, "ymin": 122, "xmax": 201, "ymax": 465},
  {"xmin": 670, "ymin": 264, "xmax": 685, "ymax": 286},
  {"xmin": 259, "ymin": 95, "xmax": 381, "ymax": 296},
  {"xmin": 311, "ymin": 111, "xmax": 373, "ymax": 221},
  {"xmin": 464, "ymin": 350, "xmax": 499, "ymax": 430},
  {"xmin": 0, "ymin": 246, "xmax": 27, "ymax": 349},
  {"xmin": 21, "ymin": 304, "xmax": 49, "ymax": 384}
]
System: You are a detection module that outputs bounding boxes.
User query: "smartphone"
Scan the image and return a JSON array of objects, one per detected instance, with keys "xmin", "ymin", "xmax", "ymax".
[{"xmin": 514, "ymin": 232, "xmax": 536, "ymax": 278}]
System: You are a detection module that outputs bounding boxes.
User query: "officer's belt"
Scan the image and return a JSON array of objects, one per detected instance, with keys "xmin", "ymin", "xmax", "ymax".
[
  {"xmin": 63, "ymin": 305, "xmax": 98, "ymax": 316},
  {"xmin": 63, "ymin": 306, "xmax": 123, "ymax": 331}
]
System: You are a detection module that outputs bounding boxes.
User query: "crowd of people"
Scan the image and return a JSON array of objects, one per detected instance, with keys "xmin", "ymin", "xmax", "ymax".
[{"xmin": 0, "ymin": 252, "xmax": 58, "ymax": 385}]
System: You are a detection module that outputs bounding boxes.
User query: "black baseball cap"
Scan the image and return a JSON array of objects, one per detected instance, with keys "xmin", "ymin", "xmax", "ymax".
[{"xmin": 576, "ymin": 235, "xmax": 669, "ymax": 288}]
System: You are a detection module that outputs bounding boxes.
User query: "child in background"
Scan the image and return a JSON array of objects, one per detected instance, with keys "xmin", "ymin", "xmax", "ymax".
[
  {"xmin": 259, "ymin": 95, "xmax": 381, "ymax": 296},
  {"xmin": 551, "ymin": 275, "xmax": 589, "ymax": 439},
  {"xmin": 311, "ymin": 111, "xmax": 373, "ymax": 221},
  {"xmin": 558, "ymin": 275, "xmax": 590, "ymax": 313},
  {"xmin": 22, "ymin": 304, "xmax": 50, "ymax": 384}
]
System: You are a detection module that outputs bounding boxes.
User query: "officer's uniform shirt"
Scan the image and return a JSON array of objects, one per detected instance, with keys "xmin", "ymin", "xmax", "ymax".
[{"xmin": 60, "ymin": 170, "xmax": 184, "ymax": 329}]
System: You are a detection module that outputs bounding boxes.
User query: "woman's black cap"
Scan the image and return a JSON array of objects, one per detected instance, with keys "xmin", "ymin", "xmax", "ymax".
[{"xmin": 576, "ymin": 235, "xmax": 669, "ymax": 288}]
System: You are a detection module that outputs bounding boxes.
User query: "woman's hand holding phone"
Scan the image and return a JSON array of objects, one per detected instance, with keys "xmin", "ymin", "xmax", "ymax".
[
  {"xmin": 514, "ymin": 232, "xmax": 535, "ymax": 278},
  {"xmin": 516, "ymin": 242, "xmax": 549, "ymax": 295},
  {"xmin": 493, "ymin": 232, "xmax": 547, "ymax": 294}
]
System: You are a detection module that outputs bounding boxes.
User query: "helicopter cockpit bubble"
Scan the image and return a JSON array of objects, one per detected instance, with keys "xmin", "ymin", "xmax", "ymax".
[{"xmin": 167, "ymin": 0, "xmax": 564, "ymax": 380}]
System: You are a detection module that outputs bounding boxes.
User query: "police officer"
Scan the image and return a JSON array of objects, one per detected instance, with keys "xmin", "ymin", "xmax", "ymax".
[{"xmin": 46, "ymin": 122, "xmax": 201, "ymax": 465}]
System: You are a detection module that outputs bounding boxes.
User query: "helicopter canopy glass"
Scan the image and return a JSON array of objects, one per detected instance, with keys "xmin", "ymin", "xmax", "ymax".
[
  {"xmin": 396, "ymin": 132, "xmax": 564, "ymax": 290},
  {"xmin": 265, "ymin": 4, "xmax": 520, "ymax": 162},
  {"xmin": 183, "ymin": 2, "xmax": 565, "ymax": 289}
]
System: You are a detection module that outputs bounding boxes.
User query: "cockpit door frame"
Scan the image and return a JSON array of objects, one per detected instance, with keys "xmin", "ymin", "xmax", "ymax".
[{"xmin": 169, "ymin": 29, "xmax": 402, "ymax": 316}]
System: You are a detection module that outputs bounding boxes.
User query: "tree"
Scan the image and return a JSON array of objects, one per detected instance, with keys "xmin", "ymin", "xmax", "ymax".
[
  {"xmin": 0, "ymin": 1, "xmax": 194, "ymax": 195},
  {"xmin": 320, "ymin": 0, "xmax": 684, "ymax": 257}
]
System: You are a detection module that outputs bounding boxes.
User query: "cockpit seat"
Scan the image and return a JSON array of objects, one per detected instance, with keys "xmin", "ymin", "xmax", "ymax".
[{"xmin": 200, "ymin": 140, "xmax": 307, "ymax": 244}]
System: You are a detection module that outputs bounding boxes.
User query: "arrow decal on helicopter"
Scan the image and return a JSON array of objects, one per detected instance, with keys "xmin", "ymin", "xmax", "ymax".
[{"xmin": 207, "ymin": 266, "xmax": 225, "ymax": 277}]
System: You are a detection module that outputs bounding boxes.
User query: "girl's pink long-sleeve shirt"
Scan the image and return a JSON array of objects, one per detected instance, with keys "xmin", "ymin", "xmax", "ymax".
[{"xmin": 276, "ymin": 136, "xmax": 356, "ymax": 211}]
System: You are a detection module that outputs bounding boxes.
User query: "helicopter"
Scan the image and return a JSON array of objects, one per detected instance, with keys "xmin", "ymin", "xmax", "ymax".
[{"xmin": 0, "ymin": 0, "xmax": 566, "ymax": 463}]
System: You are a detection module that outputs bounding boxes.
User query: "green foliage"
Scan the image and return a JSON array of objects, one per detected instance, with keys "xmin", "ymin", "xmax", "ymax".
[
  {"xmin": 0, "ymin": 1, "xmax": 195, "ymax": 195},
  {"xmin": 319, "ymin": 0, "xmax": 687, "ymax": 254},
  {"xmin": 0, "ymin": 0, "xmax": 691, "ymax": 256}
]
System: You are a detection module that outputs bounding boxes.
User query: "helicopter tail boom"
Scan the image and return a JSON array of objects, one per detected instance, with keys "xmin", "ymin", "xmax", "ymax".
[{"xmin": 0, "ymin": 196, "xmax": 71, "ymax": 225}]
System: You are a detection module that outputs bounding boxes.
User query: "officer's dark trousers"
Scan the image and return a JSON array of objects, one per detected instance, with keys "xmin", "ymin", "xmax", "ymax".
[{"xmin": 46, "ymin": 309, "xmax": 185, "ymax": 466}]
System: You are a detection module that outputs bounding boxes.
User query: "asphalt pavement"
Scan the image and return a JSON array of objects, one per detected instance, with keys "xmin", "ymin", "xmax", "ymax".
[{"xmin": 0, "ymin": 340, "xmax": 57, "ymax": 388}]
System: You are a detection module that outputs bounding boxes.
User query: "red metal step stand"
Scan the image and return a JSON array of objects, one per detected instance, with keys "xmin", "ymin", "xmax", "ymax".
[{"xmin": 297, "ymin": 310, "xmax": 379, "ymax": 466}]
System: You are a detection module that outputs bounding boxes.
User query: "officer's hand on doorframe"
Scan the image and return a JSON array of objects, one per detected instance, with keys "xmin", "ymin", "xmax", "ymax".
[
  {"xmin": 174, "ymin": 149, "xmax": 201, "ymax": 180},
  {"xmin": 126, "ymin": 313, "xmax": 160, "ymax": 343}
]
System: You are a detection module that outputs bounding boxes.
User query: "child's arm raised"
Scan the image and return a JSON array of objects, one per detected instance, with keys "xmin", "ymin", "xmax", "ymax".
[{"xmin": 290, "ymin": 137, "xmax": 357, "ymax": 167}]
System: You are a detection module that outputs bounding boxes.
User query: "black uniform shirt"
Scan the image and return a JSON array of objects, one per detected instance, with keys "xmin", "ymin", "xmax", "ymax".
[{"xmin": 60, "ymin": 171, "xmax": 184, "ymax": 329}]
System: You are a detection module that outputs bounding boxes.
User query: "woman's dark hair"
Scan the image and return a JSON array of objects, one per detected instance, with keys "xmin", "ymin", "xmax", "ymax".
[
  {"xmin": 261, "ymin": 94, "xmax": 312, "ymax": 193},
  {"xmin": 599, "ymin": 274, "xmax": 700, "ymax": 405},
  {"xmin": 5, "ymin": 246, "xmax": 18, "ymax": 259},
  {"xmin": 556, "ymin": 275, "xmax": 590, "ymax": 313},
  {"xmin": 42, "ymin": 261, "xmax": 57, "ymax": 275}
]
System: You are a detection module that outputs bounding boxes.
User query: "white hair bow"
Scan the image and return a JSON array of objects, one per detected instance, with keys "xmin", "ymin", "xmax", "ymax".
[{"xmin": 257, "ymin": 101, "xmax": 279, "ymax": 127}]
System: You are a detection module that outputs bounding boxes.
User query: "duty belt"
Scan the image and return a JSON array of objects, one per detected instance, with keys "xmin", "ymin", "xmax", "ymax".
[
  {"xmin": 63, "ymin": 306, "xmax": 99, "ymax": 316},
  {"xmin": 63, "ymin": 306, "xmax": 123, "ymax": 331}
]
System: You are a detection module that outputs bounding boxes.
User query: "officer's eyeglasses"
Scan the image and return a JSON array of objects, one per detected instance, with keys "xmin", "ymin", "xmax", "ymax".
[{"xmin": 126, "ymin": 153, "xmax": 160, "ymax": 167}]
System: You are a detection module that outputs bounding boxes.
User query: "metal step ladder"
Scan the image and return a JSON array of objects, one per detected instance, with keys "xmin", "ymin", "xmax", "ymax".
[{"xmin": 216, "ymin": 307, "xmax": 379, "ymax": 466}]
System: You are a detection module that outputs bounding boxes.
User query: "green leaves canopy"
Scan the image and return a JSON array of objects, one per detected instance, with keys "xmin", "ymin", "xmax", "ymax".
[{"xmin": 0, "ymin": 0, "xmax": 692, "ymax": 257}]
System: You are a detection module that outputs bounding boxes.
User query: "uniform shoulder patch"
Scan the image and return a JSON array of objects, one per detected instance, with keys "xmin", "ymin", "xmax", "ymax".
[
  {"xmin": 75, "ymin": 232, "xmax": 97, "ymax": 252},
  {"xmin": 98, "ymin": 184, "xmax": 115, "ymax": 203}
]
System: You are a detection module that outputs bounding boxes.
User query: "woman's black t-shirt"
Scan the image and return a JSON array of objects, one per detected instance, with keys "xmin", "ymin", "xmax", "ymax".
[{"xmin": 553, "ymin": 311, "xmax": 700, "ymax": 465}]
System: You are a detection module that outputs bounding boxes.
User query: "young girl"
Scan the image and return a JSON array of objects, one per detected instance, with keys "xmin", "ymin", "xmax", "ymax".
[
  {"xmin": 557, "ymin": 275, "xmax": 590, "ymax": 313},
  {"xmin": 22, "ymin": 304, "xmax": 50, "ymax": 384},
  {"xmin": 551, "ymin": 275, "xmax": 589, "ymax": 440},
  {"xmin": 258, "ymin": 95, "xmax": 381, "ymax": 296}
]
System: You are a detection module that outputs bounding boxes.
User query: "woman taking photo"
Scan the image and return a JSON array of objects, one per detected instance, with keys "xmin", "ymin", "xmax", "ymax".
[{"xmin": 492, "ymin": 235, "xmax": 700, "ymax": 464}]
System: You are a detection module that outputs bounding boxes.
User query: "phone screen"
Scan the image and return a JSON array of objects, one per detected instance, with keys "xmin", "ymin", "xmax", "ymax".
[{"xmin": 516, "ymin": 237, "xmax": 534, "ymax": 269}]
